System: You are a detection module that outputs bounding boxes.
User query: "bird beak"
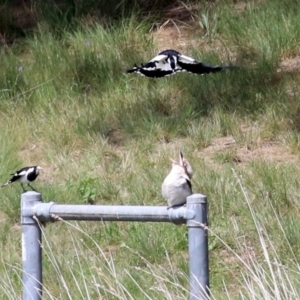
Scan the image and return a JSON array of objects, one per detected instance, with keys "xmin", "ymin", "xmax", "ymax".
[
  {"xmin": 169, "ymin": 157, "xmax": 177, "ymax": 164},
  {"xmin": 179, "ymin": 151, "xmax": 184, "ymax": 165}
]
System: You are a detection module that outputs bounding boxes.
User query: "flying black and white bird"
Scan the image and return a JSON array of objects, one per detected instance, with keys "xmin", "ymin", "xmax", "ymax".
[
  {"xmin": 127, "ymin": 49, "xmax": 234, "ymax": 78},
  {"xmin": 1, "ymin": 166, "xmax": 42, "ymax": 192},
  {"xmin": 162, "ymin": 152, "xmax": 193, "ymax": 208}
]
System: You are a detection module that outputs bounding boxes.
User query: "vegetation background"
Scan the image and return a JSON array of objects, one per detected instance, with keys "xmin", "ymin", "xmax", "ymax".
[{"xmin": 1, "ymin": 0, "xmax": 300, "ymax": 298}]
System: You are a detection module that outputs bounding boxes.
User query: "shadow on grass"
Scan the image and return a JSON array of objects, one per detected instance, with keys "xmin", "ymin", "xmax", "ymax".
[
  {"xmin": 84, "ymin": 58, "xmax": 287, "ymax": 143},
  {"xmin": 175, "ymin": 59, "xmax": 282, "ymax": 116}
]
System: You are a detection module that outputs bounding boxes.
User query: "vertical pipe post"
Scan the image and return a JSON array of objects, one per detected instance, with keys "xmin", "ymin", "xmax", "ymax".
[
  {"xmin": 187, "ymin": 194, "xmax": 209, "ymax": 300},
  {"xmin": 21, "ymin": 191, "xmax": 43, "ymax": 300}
]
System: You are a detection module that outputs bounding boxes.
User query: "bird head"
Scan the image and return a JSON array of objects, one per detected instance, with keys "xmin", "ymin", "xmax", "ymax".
[
  {"xmin": 179, "ymin": 151, "xmax": 193, "ymax": 179},
  {"xmin": 169, "ymin": 152, "xmax": 193, "ymax": 179}
]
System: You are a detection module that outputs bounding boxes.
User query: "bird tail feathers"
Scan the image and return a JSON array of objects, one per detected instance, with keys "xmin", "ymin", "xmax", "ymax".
[{"xmin": 1, "ymin": 181, "xmax": 11, "ymax": 188}]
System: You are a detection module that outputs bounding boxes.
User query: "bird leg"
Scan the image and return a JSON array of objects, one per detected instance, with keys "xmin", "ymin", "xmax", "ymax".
[
  {"xmin": 28, "ymin": 183, "xmax": 37, "ymax": 191},
  {"xmin": 21, "ymin": 184, "xmax": 27, "ymax": 193}
]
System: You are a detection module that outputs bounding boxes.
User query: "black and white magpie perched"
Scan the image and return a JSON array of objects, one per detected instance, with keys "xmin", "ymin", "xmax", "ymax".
[
  {"xmin": 127, "ymin": 49, "xmax": 234, "ymax": 78},
  {"xmin": 1, "ymin": 166, "xmax": 42, "ymax": 192}
]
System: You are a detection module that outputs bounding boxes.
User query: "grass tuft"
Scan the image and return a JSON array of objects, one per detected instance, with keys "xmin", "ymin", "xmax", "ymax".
[{"xmin": 1, "ymin": 1, "xmax": 300, "ymax": 298}]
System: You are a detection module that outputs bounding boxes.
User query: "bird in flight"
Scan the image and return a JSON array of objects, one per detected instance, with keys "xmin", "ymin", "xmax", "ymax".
[
  {"xmin": 1, "ymin": 166, "xmax": 42, "ymax": 193},
  {"xmin": 162, "ymin": 152, "xmax": 193, "ymax": 208},
  {"xmin": 127, "ymin": 49, "xmax": 234, "ymax": 78}
]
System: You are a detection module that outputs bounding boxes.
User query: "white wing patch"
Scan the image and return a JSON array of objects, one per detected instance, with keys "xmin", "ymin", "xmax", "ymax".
[
  {"xmin": 27, "ymin": 167, "xmax": 35, "ymax": 174},
  {"xmin": 178, "ymin": 54, "xmax": 198, "ymax": 64},
  {"xmin": 149, "ymin": 54, "xmax": 168, "ymax": 63},
  {"xmin": 16, "ymin": 170, "xmax": 27, "ymax": 176}
]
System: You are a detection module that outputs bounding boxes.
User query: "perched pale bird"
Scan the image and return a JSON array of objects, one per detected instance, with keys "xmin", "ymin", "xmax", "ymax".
[
  {"xmin": 1, "ymin": 166, "xmax": 42, "ymax": 192},
  {"xmin": 162, "ymin": 152, "xmax": 193, "ymax": 208},
  {"xmin": 127, "ymin": 49, "xmax": 234, "ymax": 78}
]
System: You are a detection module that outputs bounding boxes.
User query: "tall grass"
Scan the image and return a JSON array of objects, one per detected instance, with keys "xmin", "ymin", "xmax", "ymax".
[
  {"xmin": 1, "ymin": 0, "xmax": 300, "ymax": 298},
  {"xmin": 4, "ymin": 171, "xmax": 300, "ymax": 299}
]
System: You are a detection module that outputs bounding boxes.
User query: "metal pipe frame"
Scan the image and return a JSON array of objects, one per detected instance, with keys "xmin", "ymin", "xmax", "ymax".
[
  {"xmin": 187, "ymin": 194, "xmax": 209, "ymax": 300},
  {"xmin": 21, "ymin": 191, "xmax": 209, "ymax": 300},
  {"xmin": 21, "ymin": 191, "xmax": 43, "ymax": 300}
]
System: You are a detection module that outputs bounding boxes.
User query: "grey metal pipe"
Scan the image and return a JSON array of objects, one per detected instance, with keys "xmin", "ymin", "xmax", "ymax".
[
  {"xmin": 21, "ymin": 191, "xmax": 43, "ymax": 300},
  {"xmin": 21, "ymin": 192, "xmax": 210, "ymax": 300},
  {"xmin": 187, "ymin": 194, "xmax": 209, "ymax": 300},
  {"xmin": 34, "ymin": 203, "xmax": 196, "ymax": 224}
]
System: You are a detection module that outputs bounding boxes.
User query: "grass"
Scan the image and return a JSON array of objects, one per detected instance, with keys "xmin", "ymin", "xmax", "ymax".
[{"xmin": 1, "ymin": 0, "xmax": 300, "ymax": 298}]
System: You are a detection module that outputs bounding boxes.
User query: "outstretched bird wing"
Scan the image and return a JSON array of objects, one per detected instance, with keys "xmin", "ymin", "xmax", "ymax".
[
  {"xmin": 177, "ymin": 54, "xmax": 227, "ymax": 75},
  {"xmin": 127, "ymin": 49, "xmax": 235, "ymax": 78}
]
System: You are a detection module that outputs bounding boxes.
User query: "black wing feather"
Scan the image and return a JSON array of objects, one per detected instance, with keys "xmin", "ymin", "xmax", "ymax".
[
  {"xmin": 13, "ymin": 166, "xmax": 31, "ymax": 175},
  {"xmin": 177, "ymin": 61, "xmax": 224, "ymax": 75},
  {"xmin": 186, "ymin": 179, "xmax": 192, "ymax": 193},
  {"xmin": 137, "ymin": 68, "xmax": 174, "ymax": 78},
  {"xmin": 158, "ymin": 49, "xmax": 180, "ymax": 57},
  {"xmin": 8, "ymin": 174, "xmax": 22, "ymax": 183}
]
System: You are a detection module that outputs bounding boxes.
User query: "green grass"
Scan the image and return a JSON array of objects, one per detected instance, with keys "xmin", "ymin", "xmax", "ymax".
[{"xmin": 1, "ymin": 0, "xmax": 300, "ymax": 298}]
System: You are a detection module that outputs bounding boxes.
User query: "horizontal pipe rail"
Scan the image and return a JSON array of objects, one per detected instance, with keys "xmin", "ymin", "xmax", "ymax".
[{"xmin": 34, "ymin": 202, "xmax": 196, "ymax": 224}]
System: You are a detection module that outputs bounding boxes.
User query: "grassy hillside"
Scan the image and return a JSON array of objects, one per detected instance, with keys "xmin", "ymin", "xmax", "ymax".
[{"xmin": 1, "ymin": 0, "xmax": 300, "ymax": 299}]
